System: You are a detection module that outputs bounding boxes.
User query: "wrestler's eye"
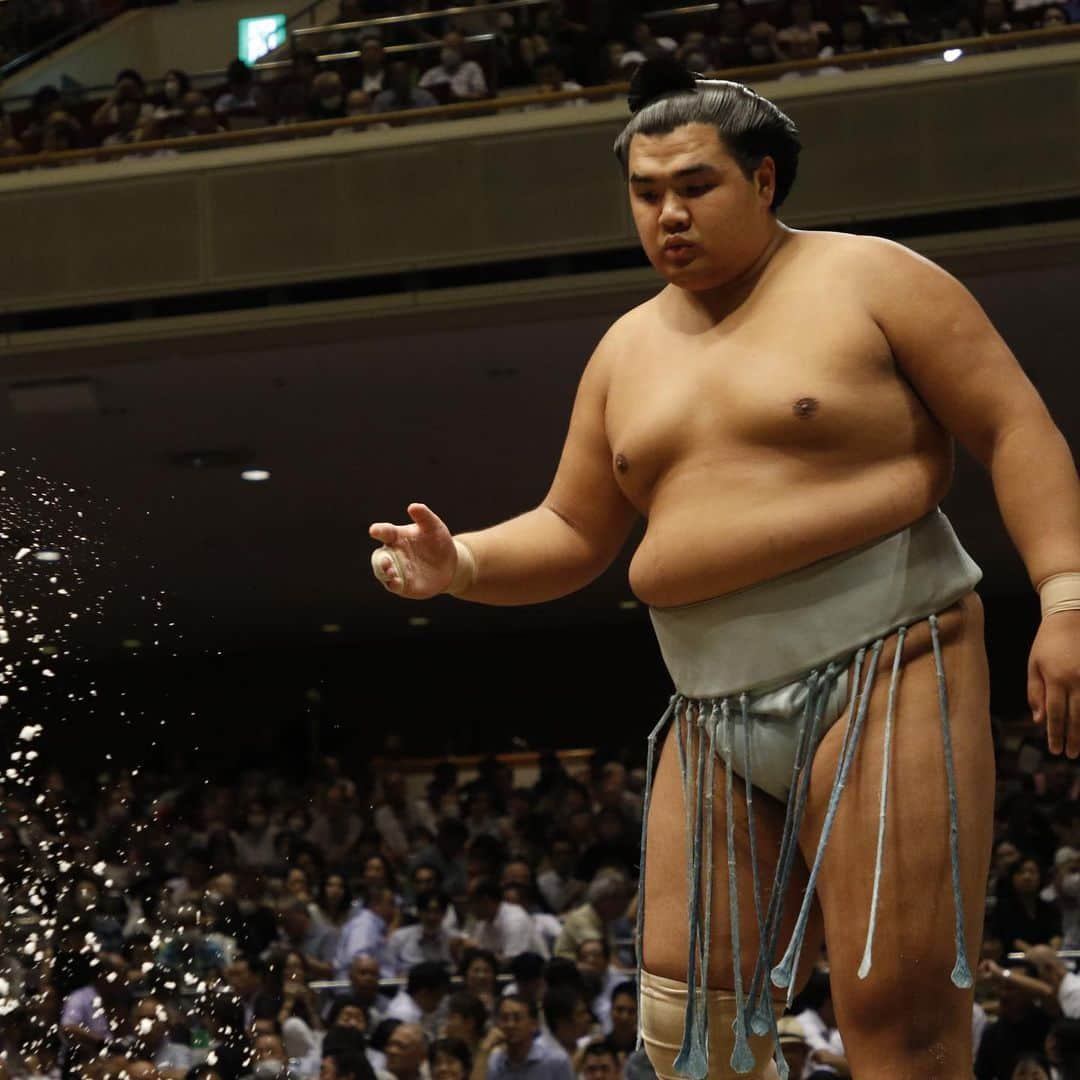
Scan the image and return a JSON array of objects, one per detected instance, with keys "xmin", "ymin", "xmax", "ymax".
[
  {"xmin": 684, "ymin": 184, "xmax": 712, "ymax": 197},
  {"xmin": 636, "ymin": 192, "xmax": 660, "ymax": 204}
]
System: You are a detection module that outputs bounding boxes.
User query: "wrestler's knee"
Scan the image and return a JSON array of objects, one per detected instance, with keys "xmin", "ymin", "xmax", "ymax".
[{"xmin": 639, "ymin": 970, "xmax": 780, "ymax": 1080}]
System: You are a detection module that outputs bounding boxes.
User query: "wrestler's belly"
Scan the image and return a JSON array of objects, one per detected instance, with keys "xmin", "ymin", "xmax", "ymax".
[{"xmin": 629, "ymin": 454, "xmax": 949, "ymax": 608}]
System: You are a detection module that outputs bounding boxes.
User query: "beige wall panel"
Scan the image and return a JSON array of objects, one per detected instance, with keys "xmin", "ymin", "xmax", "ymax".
[
  {"xmin": 1, "ymin": 178, "xmax": 201, "ymax": 304},
  {"xmin": 472, "ymin": 126, "xmax": 633, "ymax": 254},
  {"xmin": 784, "ymin": 90, "xmax": 924, "ymax": 221},
  {"xmin": 208, "ymin": 160, "xmax": 345, "ymax": 279},
  {"xmin": 335, "ymin": 143, "xmax": 484, "ymax": 269}
]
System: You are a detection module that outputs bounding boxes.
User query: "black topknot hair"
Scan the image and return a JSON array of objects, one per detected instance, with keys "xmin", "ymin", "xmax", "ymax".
[{"xmin": 627, "ymin": 55, "xmax": 699, "ymax": 115}]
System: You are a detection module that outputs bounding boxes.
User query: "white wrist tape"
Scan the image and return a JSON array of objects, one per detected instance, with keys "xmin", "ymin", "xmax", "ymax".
[
  {"xmin": 447, "ymin": 539, "xmax": 477, "ymax": 597},
  {"xmin": 1038, "ymin": 572, "xmax": 1080, "ymax": 619}
]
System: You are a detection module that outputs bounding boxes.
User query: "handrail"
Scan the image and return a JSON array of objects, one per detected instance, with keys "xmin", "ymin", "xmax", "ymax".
[
  {"xmin": 642, "ymin": 3, "xmax": 720, "ymax": 18},
  {"xmin": 292, "ymin": 0, "xmax": 551, "ymax": 41},
  {"xmin": 1, "ymin": 23, "xmax": 1077, "ymax": 174}
]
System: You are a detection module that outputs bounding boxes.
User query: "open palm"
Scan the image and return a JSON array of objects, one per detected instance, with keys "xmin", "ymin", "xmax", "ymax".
[{"xmin": 369, "ymin": 502, "xmax": 456, "ymax": 599}]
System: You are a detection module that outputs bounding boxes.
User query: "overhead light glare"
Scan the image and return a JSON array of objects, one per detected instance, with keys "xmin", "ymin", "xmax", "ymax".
[
  {"xmin": 242, "ymin": 469, "xmax": 271, "ymax": 482},
  {"xmin": 34, "ymin": 551, "xmax": 60, "ymax": 563},
  {"xmin": 943, "ymin": 48, "xmax": 962, "ymax": 61},
  {"xmin": 408, "ymin": 616, "xmax": 430, "ymax": 627},
  {"xmin": 619, "ymin": 599, "xmax": 640, "ymax": 610},
  {"xmin": 321, "ymin": 623, "xmax": 342, "ymax": 634}
]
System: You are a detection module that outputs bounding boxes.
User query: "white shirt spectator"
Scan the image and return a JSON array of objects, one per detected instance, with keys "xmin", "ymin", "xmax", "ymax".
[
  {"xmin": 795, "ymin": 1007, "xmax": 845, "ymax": 1076},
  {"xmin": 418, "ymin": 59, "xmax": 487, "ymax": 99},
  {"xmin": 384, "ymin": 990, "xmax": 447, "ymax": 1044},
  {"xmin": 523, "ymin": 81, "xmax": 587, "ymax": 111},
  {"xmin": 972, "ymin": 1001, "xmax": 989, "ymax": 1059},
  {"xmin": 333, "ymin": 908, "xmax": 393, "ymax": 978},
  {"xmin": 1059, "ymin": 970, "xmax": 1080, "ymax": 1017},
  {"xmin": 465, "ymin": 901, "xmax": 548, "ymax": 960},
  {"xmin": 385, "ymin": 924, "xmax": 459, "ymax": 975}
]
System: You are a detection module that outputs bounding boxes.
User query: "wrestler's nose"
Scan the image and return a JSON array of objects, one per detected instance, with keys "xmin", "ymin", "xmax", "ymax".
[{"xmin": 659, "ymin": 192, "xmax": 690, "ymax": 227}]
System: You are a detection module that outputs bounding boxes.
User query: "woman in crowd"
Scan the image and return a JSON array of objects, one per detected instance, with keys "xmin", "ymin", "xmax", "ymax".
[{"xmin": 991, "ymin": 856, "xmax": 1064, "ymax": 951}]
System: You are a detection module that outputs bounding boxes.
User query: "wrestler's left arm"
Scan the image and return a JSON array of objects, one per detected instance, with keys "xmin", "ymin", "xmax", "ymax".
[{"xmin": 856, "ymin": 235, "xmax": 1080, "ymax": 757}]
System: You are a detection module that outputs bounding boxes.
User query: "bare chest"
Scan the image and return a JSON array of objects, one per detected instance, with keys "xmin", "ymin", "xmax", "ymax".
[{"xmin": 605, "ymin": 291, "xmax": 918, "ymax": 508}]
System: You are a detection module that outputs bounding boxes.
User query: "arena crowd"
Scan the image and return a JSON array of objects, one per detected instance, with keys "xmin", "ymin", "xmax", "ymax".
[
  {"xmin": 0, "ymin": 0, "xmax": 1073, "ymax": 163},
  {"xmin": 0, "ymin": 719, "xmax": 1077, "ymax": 1080}
]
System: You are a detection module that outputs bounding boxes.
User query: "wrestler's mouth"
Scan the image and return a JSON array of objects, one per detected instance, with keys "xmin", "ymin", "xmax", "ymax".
[{"xmin": 662, "ymin": 238, "xmax": 695, "ymax": 252}]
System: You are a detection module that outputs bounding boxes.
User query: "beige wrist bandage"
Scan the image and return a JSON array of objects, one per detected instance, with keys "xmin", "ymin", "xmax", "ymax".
[
  {"xmin": 446, "ymin": 539, "xmax": 477, "ymax": 597},
  {"xmin": 1038, "ymin": 572, "xmax": 1080, "ymax": 619}
]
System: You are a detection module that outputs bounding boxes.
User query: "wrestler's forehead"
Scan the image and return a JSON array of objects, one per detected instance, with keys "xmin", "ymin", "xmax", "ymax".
[{"xmin": 627, "ymin": 123, "xmax": 730, "ymax": 179}]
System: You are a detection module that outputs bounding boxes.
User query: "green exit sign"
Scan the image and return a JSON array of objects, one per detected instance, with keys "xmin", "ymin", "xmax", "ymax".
[{"xmin": 238, "ymin": 14, "xmax": 286, "ymax": 64}]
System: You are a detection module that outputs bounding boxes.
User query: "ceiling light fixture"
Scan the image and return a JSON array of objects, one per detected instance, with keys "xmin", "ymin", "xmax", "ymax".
[
  {"xmin": 241, "ymin": 469, "xmax": 271, "ymax": 482},
  {"xmin": 619, "ymin": 599, "xmax": 640, "ymax": 610},
  {"xmin": 408, "ymin": 617, "xmax": 430, "ymax": 627},
  {"xmin": 321, "ymin": 623, "xmax": 342, "ymax": 634}
]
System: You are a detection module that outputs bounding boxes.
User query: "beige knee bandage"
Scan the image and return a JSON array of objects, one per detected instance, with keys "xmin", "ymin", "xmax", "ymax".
[{"xmin": 639, "ymin": 969, "xmax": 782, "ymax": 1080}]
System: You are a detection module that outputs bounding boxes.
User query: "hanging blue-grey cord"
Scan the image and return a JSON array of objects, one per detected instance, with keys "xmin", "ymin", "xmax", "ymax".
[
  {"xmin": 635, "ymin": 694, "xmax": 679, "ymax": 1052},
  {"xmin": 744, "ymin": 668, "xmax": 821, "ymax": 1036},
  {"xmin": 858, "ymin": 627, "xmax": 907, "ymax": 980},
  {"xmin": 720, "ymin": 700, "xmax": 756, "ymax": 1074},
  {"xmin": 930, "ymin": 614, "xmax": 973, "ymax": 989},
  {"xmin": 772, "ymin": 641, "xmax": 885, "ymax": 1000},
  {"xmin": 694, "ymin": 702, "xmax": 719, "ymax": 1065},
  {"xmin": 673, "ymin": 702, "xmax": 710, "ymax": 1079}
]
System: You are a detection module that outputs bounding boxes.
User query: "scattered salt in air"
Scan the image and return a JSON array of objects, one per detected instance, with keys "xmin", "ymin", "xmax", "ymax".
[{"xmin": 14, "ymin": 548, "xmax": 29, "ymax": 561}]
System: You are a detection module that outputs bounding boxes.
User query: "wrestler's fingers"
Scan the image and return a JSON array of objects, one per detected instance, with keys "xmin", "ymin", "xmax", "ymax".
[
  {"xmin": 1066, "ymin": 690, "xmax": 1080, "ymax": 760},
  {"xmin": 407, "ymin": 502, "xmax": 446, "ymax": 533},
  {"xmin": 1046, "ymin": 681, "xmax": 1067, "ymax": 755},
  {"xmin": 369, "ymin": 522, "xmax": 400, "ymax": 545},
  {"xmin": 1028, "ymin": 662, "xmax": 1046, "ymax": 726},
  {"xmin": 370, "ymin": 547, "xmax": 404, "ymax": 592}
]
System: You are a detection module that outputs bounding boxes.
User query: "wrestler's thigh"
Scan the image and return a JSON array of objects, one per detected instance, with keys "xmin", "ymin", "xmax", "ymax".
[
  {"xmin": 800, "ymin": 592, "xmax": 994, "ymax": 1077},
  {"xmin": 642, "ymin": 712, "xmax": 823, "ymax": 996}
]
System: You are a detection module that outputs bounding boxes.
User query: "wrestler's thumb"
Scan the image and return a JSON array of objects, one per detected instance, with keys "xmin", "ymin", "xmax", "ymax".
[{"xmin": 1028, "ymin": 663, "xmax": 1046, "ymax": 724}]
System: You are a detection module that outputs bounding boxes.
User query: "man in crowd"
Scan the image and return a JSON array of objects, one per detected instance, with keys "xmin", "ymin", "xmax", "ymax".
[
  {"xmin": 419, "ymin": 31, "xmax": 487, "ymax": 100},
  {"xmin": 335, "ymin": 887, "xmax": 398, "ymax": 978},
  {"xmin": 486, "ymin": 996, "xmax": 574, "ymax": 1080},
  {"xmin": 460, "ymin": 879, "xmax": 544, "ymax": 967}
]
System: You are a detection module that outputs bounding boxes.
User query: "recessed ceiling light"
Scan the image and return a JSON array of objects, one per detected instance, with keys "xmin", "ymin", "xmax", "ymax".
[
  {"xmin": 241, "ymin": 469, "xmax": 271, "ymax": 482},
  {"xmin": 122, "ymin": 639, "xmax": 142, "ymax": 650},
  {"xmin": 619, "ymin": 599, "xmax": 640, "ymax": 610},
  {"xmin": 322, "ymin": 623, "xmax": 342, "ymax": 634},
  {"xmin": 34, "ymin": 551, "xmax": 60, "ymax": 563},
  {"xmin": 408, "ymin": 617, "xmax": 430, "ymax": 627}
]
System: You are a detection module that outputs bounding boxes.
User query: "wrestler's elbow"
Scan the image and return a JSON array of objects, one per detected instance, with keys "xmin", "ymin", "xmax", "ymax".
[{"xmin": 540, "ymin": 501, "xmax": 631, "ymax": 583}]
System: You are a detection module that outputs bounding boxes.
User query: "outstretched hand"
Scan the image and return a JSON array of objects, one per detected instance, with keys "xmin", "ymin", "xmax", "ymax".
[
  {"xmin": 1028, "ymin": 610, "xmax": 1080, "ymax": 757},
  {"xmin": 369, "ymin": 502, "xmax": 457, "ymax": 600}
]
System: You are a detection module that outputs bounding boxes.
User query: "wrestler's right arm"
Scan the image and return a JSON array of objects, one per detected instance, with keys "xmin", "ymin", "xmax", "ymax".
[{"xmin": 369, "ymin": 332, "xmax": 638, "ymax": 605}]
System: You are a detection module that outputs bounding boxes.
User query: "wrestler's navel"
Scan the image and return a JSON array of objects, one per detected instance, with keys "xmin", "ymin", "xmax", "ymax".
[
  {"xmin": 793, "ymin": 396, "xmax": 819, "ymax": 419},
  {"xmin": 615, "ymin": 453, "xmax": 630, "ymax": 473}
]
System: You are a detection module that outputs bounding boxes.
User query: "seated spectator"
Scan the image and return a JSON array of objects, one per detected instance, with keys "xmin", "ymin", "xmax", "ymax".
[
  {"xmin": 578, "ymin": 1041, "xmax": 618, "ymax": 1080},
  {"xmin": 335, "ymin": 956, "xmax": 391, "ymax": 1027},
  {"xmin": 776, "ymin": 0, "xmax": 834, "ymax": 58},
  {"xmin": 975, "ymin": 964, "xmax": 1053, "ymax": 1078},
  {"xmin": 793, "ymin": 971, "xmax": 849, "ymax": 1077},
  {"xmin": 40, "ymin": 113, "xmax": 81, "ymax": 154},
  {"xmin": 540, "ymin": 985, "xmax": 593, "ymax": 1060},
  {"xmin": 573, "ymin": 940, "xmax": 620, "ymax": 1034},
  {"xmin": 92, "ymin": 69, "xmax": 155, "ymax": 133},
  {"xmin": 553, "ymin": 872, "xmax": 632, "ymax": 968},
  {"xmin": 428, "ymin": 1037, "xmax": 470, "ymax": 1080},
  {"xmin": 524, "ymin": 55, "xmax": 585, "ymax": 110},
  {"xmin": 385, "ymin": 962, "xmax": 451, "ymax": 1043},
  {"xmin": 215, "ymin": 59, "xmax": 269, "ymax": 119},
  {"xmin": 387, "ymin": 890, "xmax": 459, "ymax": 975},
  {"xmin": 355, "ymin": 36, "xmax": 389, "ymax": 95},
  {"xmin": 0, "ymin": 136, "xmax": 24, "ymax": 158},
  {"xmin": 981, "ymin": 0, "xmax": 1016, "ymax": 31},
  {"xmin": 675, "ymin": 31, "xmax": 711, "ymax": 72},
  {"xmin": 418, "ymin": 32, "xmax": 488, "ymax": 101},
  {"xmin": 309, "ymin": 784, "xmax": 365, "ymax": 866},
  {"xmin": 441, "ymin": 992, "xmax": 488, "ymax": 1060},
  {"xmin": 152, "ymin": 69, "xmax": 192, "ymax": 122},
  {"xmin": 712, "ymin": 0, "xmax": 754, "ymax": 69},
  {"xmin": 503, "ymin": 952, "xmax": 546, "ymax": 1009},
  {"xmin": 746, "ymin": 19, "xmax": 785, "ymax": 64},
  {"xmin": 186, "ymin": 104, "xmax": 226, "ymax": 138},
  {"xmin": 251, "ymin": 1030, "xmax": 290, "ymax": 1078},
  {"xmin": 275, "ymin": 50, "xmax": 321, "ymax": 119},
  {"xmin": 322, "ymin": 1046, "xmax": 376, "ymax": 1080},
  {"xmin": 461, "ymin": 879, "xmax": 545, "ymax": 968},
  {"xmin": 383, "ymin": 1023, "xmax": 428, "ymax": 1080},
  {"xmin": 835, "ymin": 12, "xmax": 874, "ymax": 54},
  {"xmin": 862, "ymin": 0, "xmax": 913, "ymax": 34},
  {"xmin": 605, "ymin": 982, "xmax": 636, "ymax": 1062},
  {"xmin": 629, "ymin": 20, "xmax": 677, "ymax": 58},
  {"xmin": 484, "ymin": 995, "xmax": 573, "ymax": 1080},
  {"xmin": 232, "ymin": 801, "xmax": 280, "ymax": 869},
  {"xmin": 334, "ymin": 887, "xmax": 398, "ymax": 978},
  {"xmin": 317, "ymin": 872, "xmax": 358, "ymax": 933},
  {"xmin": 309, "ymin": 72, "xmax": 348, "ymax": 121},
  {"xmin": 126, "ymin": 997, "xmax": 192, "ymax": 1080},
  {"xmin": 992, "ymin": 856, "xmax": 1063, "ymax": 951},
  {"xmin": 1011, "ymin": 1053, "xmax": 1053, "ymax": 1079},
  {"xmin": 775, "ymin": 1016, "xmax": 810, "ymax": 1077},
  {"xmin": 460, "ymin": 949, "xmax": 499, "ymax": 1015},
  {"xmin": 1038, "ymin": 4, "xmax": 1069, "ymax": 24},
  {"xmin": 156, "ymin": 903, "xmax": 227, "ymax": 980}
]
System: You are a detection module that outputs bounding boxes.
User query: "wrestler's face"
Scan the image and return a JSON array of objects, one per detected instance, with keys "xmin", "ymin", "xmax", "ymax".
[{"xmin": 627, "ymin": 123, "xmax": 776, "ymax": 292}]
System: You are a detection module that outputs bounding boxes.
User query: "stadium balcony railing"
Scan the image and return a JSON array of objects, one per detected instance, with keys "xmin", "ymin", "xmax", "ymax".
[{"xmin": 0, "ymin": 22, "xmax": 1077, "ymax": 174}]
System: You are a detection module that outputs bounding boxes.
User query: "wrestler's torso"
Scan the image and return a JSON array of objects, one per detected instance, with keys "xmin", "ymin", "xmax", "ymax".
[{"xmin": 604, "ymin": 228, "xmax": 952, "ymax": 607}]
